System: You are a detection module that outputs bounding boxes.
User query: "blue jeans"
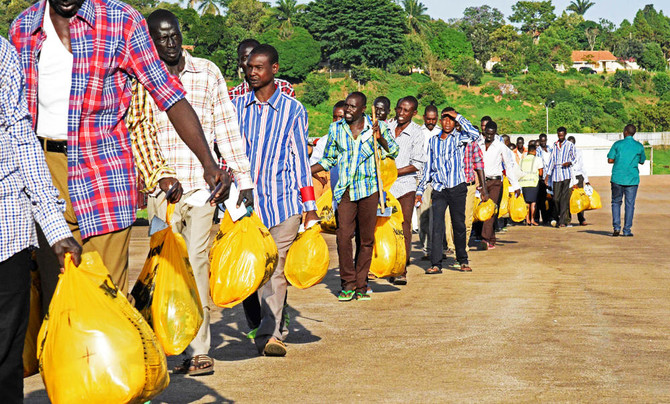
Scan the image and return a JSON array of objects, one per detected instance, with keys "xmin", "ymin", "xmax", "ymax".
[{"xmin": 611, "ymin": 182, "xmax": 638, "ymax": 235}]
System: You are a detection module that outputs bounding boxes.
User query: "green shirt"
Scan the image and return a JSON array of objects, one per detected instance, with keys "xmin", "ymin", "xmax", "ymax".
[{"xmin": 607, "ymin": 137, "xmax": 646, "ymax": 186}]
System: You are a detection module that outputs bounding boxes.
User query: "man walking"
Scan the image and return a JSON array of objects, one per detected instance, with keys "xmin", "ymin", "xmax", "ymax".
[
  {"xmin": 312, "ymin": 92, "xmax": 399, "ymax": 301},
  {"xmin": 229, "ymin": 39, "xmax": 295, "ymax": 100},
  {"xmin": 387, "ymin": 96, "xmax": 426, "ymax": 285},
  {"xmin": 234, "ymin": 45, "xmax": 319, "ymax": 356},
  {"xmin": 544, "ymin": 127, "xmax": 576, "ymax": 228},
  {"xmin": 416, "ymin": 108, "xmax": 482, "ymax": 273},
  {"xmin": 418, "ymin": 104, "xmax": 442, "ymax": 258},
  {"xmin": 0, "ymin": 36, "xmax": 82, "ymax": 404},
  {"xmin": 607, "ymin": 124, "xmax": 645, "ymax": 237},
  {"xmin": 535, "ymin": 133, "xmax": 554, "ymax": 225},
  {"xmin": 10, "ymin": 0, "xmax": 230, "ymax": 310},
  {"xmin": 568, "ymin": 135, "xmax": 590, "ymax": 226}
]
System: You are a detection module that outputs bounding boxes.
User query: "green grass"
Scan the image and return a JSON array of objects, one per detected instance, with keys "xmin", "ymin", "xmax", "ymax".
[{"xmin": 648, "ymin": 146, "xmax": 670, "ymax": 175}]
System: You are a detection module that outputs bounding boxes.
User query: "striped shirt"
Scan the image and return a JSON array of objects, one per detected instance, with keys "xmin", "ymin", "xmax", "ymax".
[
  {"xmin": 387, "ymin": 120, "xmax": 426, "ymax": 198},
  {"xmin": 0, "ymin": 37, "xmax": 72, "ymax": 262},
  {"xmin": 233, "ymin": 87, "xmax": 315, "ymax": 229},
  {"xmin": 545, "ymin": 140, "xmax": 576, "ymax": 182},
  {"xmin": 318, "ymin": 116, "xmax": 399, "ymax": 203},
  {"xmin": 10, "ymin": 0, "xmax": 186, "ymax": 239},
  {"xmin": 417, "ymin": 115, "xmax": 479, "ymax": 195},
  {"xmin": 229, "ymin": 78, "xmax": 295, "ymax": 101},
  {"xmin": 139, "ymin": 51, "xmax": 252, "ymax": 193}
]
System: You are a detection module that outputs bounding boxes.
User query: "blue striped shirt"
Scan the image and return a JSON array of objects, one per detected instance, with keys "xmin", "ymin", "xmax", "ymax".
[
  {"xmin": 545, "ymin": 140, "xmax": 576, "ymax": 182},
  {"xmin": 417, "ymin": 114, "xmax": 479, "ymax": 195},
  {"xmin": 233, "ymin": 88, "xmax": 315, "ymax": 229}
]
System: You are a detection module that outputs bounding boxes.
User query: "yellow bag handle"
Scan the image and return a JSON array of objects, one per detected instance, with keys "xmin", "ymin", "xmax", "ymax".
[{"xmin": 166, "ymin": 203, "xmax": 175, "ymax": 226}]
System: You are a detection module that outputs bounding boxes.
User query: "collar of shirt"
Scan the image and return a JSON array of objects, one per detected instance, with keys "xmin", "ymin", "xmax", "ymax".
[
  {"xmin": 180, "ymin": 50, "xmax": 202, "ymax": 77},
  {"xmin": 247, "ymin": 86, "xmax": 282, "ymax": 111}
]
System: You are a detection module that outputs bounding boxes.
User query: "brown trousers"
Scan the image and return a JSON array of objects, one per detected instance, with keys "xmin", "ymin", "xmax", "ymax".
[
  {"xmin": 482, "ymin": 179, "xmax": 502, "ymax": 245},
  {"xmin": 336, "ymin": 190, "xmax": 378, "ymax": 293},
  {"xmin": 35, "ymin": 150, "xmax": 131, "ymax": 314},
  {"xmin": 397, "ymin": 191, "xmax": 416, "ymax": 269}
]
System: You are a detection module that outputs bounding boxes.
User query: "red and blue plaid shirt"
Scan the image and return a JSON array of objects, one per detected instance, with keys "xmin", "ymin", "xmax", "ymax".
[
  {"xmin": 10, "ymin": 0, "xmax": 185, "ymax": 239},
  {"xmin": 464, "ymin": 140, "xmax": 485, "ymax": 184}
]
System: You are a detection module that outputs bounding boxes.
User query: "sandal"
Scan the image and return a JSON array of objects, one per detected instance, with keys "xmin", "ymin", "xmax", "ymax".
[
  {"xmin": 460, "ymin": 263, "xmax": 472, "ymax": 272},
  {"xmin": 263, "ymin": 338, "xmax": 287, "ymax": 357},
  {"xmin": 425, "ymin": 266, "xmax": 442, "ymax": 275},
  {"xmin": 173, "ymin": 355, "xmax": 214, "ymax": 376}
]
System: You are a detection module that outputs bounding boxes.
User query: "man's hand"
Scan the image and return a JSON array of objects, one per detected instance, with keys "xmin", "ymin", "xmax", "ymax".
[
  {"xmin": 312, "ymin": 173, "xmax": 327, "ymax": 186},
  {"xmin": 562, "ymin": 161, "xmax": 572, "ymax": 167},
  {"xmin": 415, "ymin": 194, "xmax": 423, "ymax": 207},
  {"xmin": 52, "ymin": 237, "xmax": 82, "ymax": 272},
  {"xmin": 158, "ymin": 177, "xmax": 183, "ymax": 204},
  {"xmin": 372, "ymin": 120, "xmax": 381, "ymax": 140},
  {"xmin": 304, "ymin": 210, "xmax": 320, "ymax": 227},
  {"xmin": 514, "ymin": 189, "xmax": 521, "ymax": 198},
  {"xmin": 204, "ymin": 164, "xmax": 232, "ymax": 205},
  {"xmin": 444, "ymin": 110, "xmax": 459, "ymax": 120},
  {"xmin": 480, "ymin": 189, "xmax": 490, "ymax": 202},
  {"xmin": 236, "ymin": 188, "xmax": 254, "ymax": 209}
]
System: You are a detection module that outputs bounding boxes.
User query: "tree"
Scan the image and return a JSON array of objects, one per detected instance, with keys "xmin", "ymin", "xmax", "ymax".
[
  {"xmin": 454, "ymin": 56, "xmax": 483, "ymax": 88},
  {"xmin": 225, "ymin": 0, "xmax": 271, "ymax": 34},
  {"xmin": 653, "ymin": 73, "xmax": 670, "ymax": 98},
  {"xmin": 608, "ymin": 70, "xmax": 632, "ymax": 90},
  {"xmin": 489, "ymin": 25, "xmax": 523, "ymax": 75},
  {"xmin": 509, "ymin": 1, "xmax": 556, "ymax": 37},
  {"xmin": 400, "ymin": 0, "xmax": 430, "ymax": 35},
  {"xmin": 258, "ymin": 27, "xmax": 321, "ymax": 82},
  {"xmin": 304, "ymin": 0, "xmax": 407, "ymax": 68},
  {"xmin": 567, "ymin": 0, "xmax": 595, "ymax": 16},
  {"xmin": 272, "ymin": 0, "xmax": 306, "ymax": 38},
  {"xmin": 417, "ymin": 82, "xmax": 447, "ymax": 107},
  {"xmin": 639, "ymin": 42, "xmax": 666, "ymax": 72},
  {"xmin": 198, "ymin": 0, "xmax": 222, "ymax": 15},
  {"xmin": 188, "ymin": 13, "xmax": 245, "ymax": 77},
  {"xmin": 631, "ymin": 5, "xmax": 670, "ymax": 55},
  {"xmin": 584, "ymin": 25, "xmax": 599, "ymax": 51},
  {"xmin": 0, "ymin": 0, "xmax": 31, "ymax": 37},
  {"xmin": 458, "ymin": 6, "xmax": 505, "ymax": 67},
  {"xmin": 301, "ymin": 73, "xmax": 330, "ymax": 106},
  {"xmin": 427, "ymin": 21, "xmax": 473, "ymax": 61}
]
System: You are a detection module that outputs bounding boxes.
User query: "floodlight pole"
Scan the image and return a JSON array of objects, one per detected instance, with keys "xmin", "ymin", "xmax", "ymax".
[{"xmin": 544, "ymin": 100, "xmax": 555, "ymax": 134}]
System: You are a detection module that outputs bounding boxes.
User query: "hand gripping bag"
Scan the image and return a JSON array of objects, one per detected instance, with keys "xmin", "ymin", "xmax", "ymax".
[
  {"xmin": 38, "ymin": 253, "xmax": 169, "ymax": 403},
  {"xmin": 380, "ymin": 157, "xmax": 398, "ymax": 192},
  {"xmin": 209, "ymin": 210, "xmax": 279, "ymax": 308},
  {"xmin": 369, "ymin": 194, "xmax": 406, "ymax": 278},
  {"xmin": 584, "ymin": 185, "xmax": 602, "ymax": 210},
  {"xmin": 23, "ymin": 265, "xmax": 41, "ymax": 377},
  {"xmin": 473, "ymin": 198, "xmax": 497, "ymax": 222},
  {"xmin": 316, "ymin": 188, "xmax": 337, "ymax": 233},
  {"xmin": 498, "ymin": 177, "xmax": 511, "ymax": 218},
  {"xmin": 284, "ymin": 224, "xmax": 330, "ymax": 289},
  {"xmin": 509, "ymin": 193, "xmax": 529, "ymax": 222},
  {"xmin": 131, "ymin": 204, "xmax": 204, "ymax": 356},
  {"xmin": 570, "ymin": 188, "xmax": 591, "ymax": 214}
]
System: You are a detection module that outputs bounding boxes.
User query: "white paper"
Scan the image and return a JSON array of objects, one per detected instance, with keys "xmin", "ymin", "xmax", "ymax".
[
  {"xmin": 183, "ymin": 189, "xmax": 211, "ymax": 207},
  {"xmin": 224, "ymin": 182, "xmax": 248, "ymax": 222}
]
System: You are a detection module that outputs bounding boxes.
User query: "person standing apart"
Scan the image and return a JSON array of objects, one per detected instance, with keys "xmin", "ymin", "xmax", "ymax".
[
  {"xmin": 416, "ymin": 108, "xmax": 482, "ymax": 273},
  {"xmin": 544, "ymin": 127, "xmax": 576, "ymax": 228},
  {"xmin": 567, "ymin": 136, "xmax": 590, "ymax": 226},
  {"xmin": 387, "ymin": 96, "xmax": 426, "ymax": 285},
  {"xmin": 607, "ymin": 124, "xmax": 645, "ymax": 237},
  {"xmin": 312, "ymin": 92, "xmax": 399, "ymax": 301},
  {"xmin": 418, "ymin": 104, "xmax": 442, "ymax": 259},
  {"xmin": 518, "ymin": 141, "xmax": 543, "ymax": 226}
]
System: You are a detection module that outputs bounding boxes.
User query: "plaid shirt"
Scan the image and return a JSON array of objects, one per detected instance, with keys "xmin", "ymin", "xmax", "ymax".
[
  {"xmin": 0, "ymin": 37, "xmax": 71, "ymax": 262},
  {"xmin": 10, "ymin": 0, "xmax": 186, "ymax": 239},
  {"xmin": 318, "ymin": 116, "xmax": 399, "ymax": 203},
  {"xmin": 139, "ymin": 52, "xmax": 252, "ymax": 193},
  {"xmin": 463, "ymin": 140, "xmax": 485, "ymax": 184},
  {"xmin": 228, "ymin": 78, "xmax": 295, "ymax": 101}
]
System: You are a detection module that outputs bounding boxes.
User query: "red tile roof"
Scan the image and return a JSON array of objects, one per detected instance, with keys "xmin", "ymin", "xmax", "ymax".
[{"xmin": 572, "ymin": 50, "xmax": 617, "ymax": 62}]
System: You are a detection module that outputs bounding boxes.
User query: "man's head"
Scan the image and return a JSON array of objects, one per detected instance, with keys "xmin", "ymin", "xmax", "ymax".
[
  {"xmin": 344, "ymin": 92, "xmax": 367, "ymax": 124},
  {"xmin": 147, "ymin": 10, "xmax": 182, "ymax": 66},
  {"xmin": 624, "ymin": 124, "xmax": 636, "ymax": 137},
  {"xmin": 48, "ymin": 0, "xmax": 86, "ymax": 18},
  {"xmin": 539, "ymin": 133, "xmax": 547, "ymax": 148},
  {"xmin": 557, "ymin": 126, "xmax": 567, "ymax": 142},
  {"xmin": 440, "ymin": 107, "xmax": 457, "ymax": 133},
  {"xmin": 246, "ymin": 44, "xmax": 279, "ymax": 90},
  {"xmin": 423, "ymin": 104, "xmax": 438, "ymax": 131},
  {"xmin": 516, "ymin": 136, "xmax": 525, "ymax": 150},
  {"xmin": 567, "ymin": 135, "xmax": 576, "ymax": 145},
  {"xmin": 484, "ymin": 121, "xmax": 497, "ymax": 142},
  {"xmin": 395, "ymin": 96, "xmax": 418, "ymax": 126},
  {"xmin": 527, "ymin": 141, "xmax": 537, "ymax": 155},
  {"xmin": 501, "ymin": 134, "xmax": 511, "ymax": 146},
  {"xmin": 237, "ymin": 39, "xmax": 261, "ymax": 74},
  {"xmin": 373, "ymin": 96, "xmax": 391, "ymax": 121},
  {"xmin": 480, "ymin": 115, "xmax": 492, "ymax": 133},
  {"xmin": 333, "ymin": 100, "xmax": 346, "ymax": 122}
]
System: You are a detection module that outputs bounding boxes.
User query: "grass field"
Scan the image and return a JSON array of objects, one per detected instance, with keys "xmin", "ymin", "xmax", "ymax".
[{"xmin": 649, "ymin": 145, "xmax": 670, "ymax": 175}]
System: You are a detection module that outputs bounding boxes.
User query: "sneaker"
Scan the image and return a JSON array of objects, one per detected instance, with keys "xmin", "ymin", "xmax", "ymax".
[
  {"xmin": 356, "ymin": 291, "xmax": 371, "ymax": 301},
  {"xmin": 338, "ymin": 290, "xmax": 355, "ymax": 302},
  {"xmin": 622, "ymin": 233, "xmax": 634, "ymax": 237},
  {"xmin": 393, "ymin": 275, "xmax": 407, "ymax": 285}
]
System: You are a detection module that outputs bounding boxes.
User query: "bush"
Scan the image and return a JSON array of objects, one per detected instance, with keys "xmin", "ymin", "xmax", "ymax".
[
  {"xmin": 453, "ymin": 56, "xmax": 483, "ymax": 87},
  {"xmin": 608, "ymin": 70, "xmax": 632, "ymax": 90},
  {"xmin": 258, "ymin": 27, "xmax": 321, "ymax": 82},
  {"xmin": 518, "ymin": 72, "xmax": 565, "ymax": 102},
  {"xmin": 653, "ymin": 73, "xmax": 670, "ymax": 98},
  {"xmin": 417, "ymin": 82, "xmax": 447, "ymax": 107},
  {"xmin": 639, "ymin": 42, "xmax": 667, "ymax": 72},
  {"xmin": 301, "ymin": 74, "xmax": 330, "ymax": 106},
  {"xmin": 350, "ymin": 65, "xmax": 373, "ymax": 85}
]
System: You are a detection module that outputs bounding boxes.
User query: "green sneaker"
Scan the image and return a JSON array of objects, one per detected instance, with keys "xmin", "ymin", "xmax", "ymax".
[
  {"xmin": 338, "ymin": 290, "xmax": 355, "ymax": 301},
  {"xmin": 246, "ymin": 328, "xmax": 258, "ymax": 339},
  {"xmin": 356, "ymin": 291, "xmax": 371, "ymax": 301}
]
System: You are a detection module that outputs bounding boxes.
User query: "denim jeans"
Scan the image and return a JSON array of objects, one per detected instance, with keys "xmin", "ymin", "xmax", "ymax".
[{"xmin": 611, "ymin": 182, "xmax": 638, "ymax": 235}]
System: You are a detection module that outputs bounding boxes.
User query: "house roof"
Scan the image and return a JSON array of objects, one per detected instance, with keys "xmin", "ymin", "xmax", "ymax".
[{"xmin": 572, "ymin": 50, "xmax": 617, "ymax": 62}]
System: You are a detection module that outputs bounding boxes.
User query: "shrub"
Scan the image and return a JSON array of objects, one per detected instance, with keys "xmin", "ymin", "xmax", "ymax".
[
  {"xmin": 417, "ymin": 82, "xmax": 447, "ymax": 107},
  {"xmin": 301, "ymin": 73, "xmax": 330, "ymax": 106}
]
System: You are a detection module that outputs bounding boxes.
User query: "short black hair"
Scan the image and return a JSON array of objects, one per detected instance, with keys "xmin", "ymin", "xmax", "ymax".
[
  {"xmin": 481, "ymin": 115, "xmax": 492, "ymax": 123},
  {"xmin": 147, "ymin": 9, "xmax": 180, "ymax": 34},
  {"xmin": 248, "ymin": 44, "xmax": 279, "ymax": 65},
  {"xmin": 501, "ymin": 134, "xmax": 510, "ymax": 141},
  {"xmin": 557, "ymin": 126, "xmax": 567, "ymax": 134},
  {"xmin": 237, "ymin": 38, "xmax": 260, "ymax": 55},
  {"xmin": 528, "ymin": 143, "xmax": 537, "ymax": 152},
  {"xmin": 567, "ymin": 136, "xmax": 576, "ymax": 143},
  {"xmin": 424, "ymin": 103, "xmax": 438, "ymax": 115},
  {"xmin": 539, "ymin": 133, "xmax": 547, "ymax": 139},
  {"xmin": 485, "ymin": 121, "xmax": 497, "ymax": 132},
  {"xmin": 399, "ymin": 95, "xmax": 419, "ymax": 111},
  {"xmin": 624, "ymin": 123, "xmax": 636, "ymax": 136},
  {"xmin": 516, "ymin": 137, "xmax": 524, "ymax": 143},
  {"xmin": 333, "ymin": 100, "xmax": 346, "ymax": 110},
  {"xmin": 374, "ymin": 96, "xmax": 390, "ymax": 109},
  {"xmin": 347, "ymin": 91, "xmax": 367, "ymax": 106}
]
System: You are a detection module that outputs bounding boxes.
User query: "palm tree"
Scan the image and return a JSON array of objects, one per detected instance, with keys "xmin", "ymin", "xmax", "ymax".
[
  {"xmin": 567, "ymin": 0, "xmax": 595, "ymax": 16},
  {"xmin": 197, "ymin": 0, "xmax": 220, "ymax": 15},
  {"xmin": 401, "ymin": 0, "xmax": 430, "ymax": 35},
  {"xmin": 274, "ymin": 0, "xmax": 304, "ymax": 38}
]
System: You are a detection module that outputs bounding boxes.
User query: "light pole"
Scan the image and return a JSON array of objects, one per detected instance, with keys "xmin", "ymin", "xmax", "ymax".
[{"xmin": 544, "ymin": 100, "xmax": 555, "ymax": 134}]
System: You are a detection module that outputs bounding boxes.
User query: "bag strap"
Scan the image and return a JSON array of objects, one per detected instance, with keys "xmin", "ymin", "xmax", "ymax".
[{"xmin": 166, "ymin": 203, "xmax": 175, "ymax": 226}]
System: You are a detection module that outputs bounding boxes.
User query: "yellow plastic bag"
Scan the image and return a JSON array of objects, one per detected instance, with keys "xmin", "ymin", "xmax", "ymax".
[
  {"xmin": 38, "ymin": 252, "xmax": 168, "ymax": 403},
  {"xmin": 473, "ymin": 198, "xmax": 497, "ymax": 222},
  {"xmin": 587, "ymin": 189, "xmax": 602, "ymax": 210},
  {"xmin": 509, "ymin": 193, "xmax": 528, "ymax": 222},
  {"xmin": 285, "ymin": 224, "xmax": 330, "ymax": 289},
  {"xmin": 316, "ymin": 188, "xmax": 337, "ymax": 233},
  {"xmin": 570, "ymin": 188, "xmax": 591, "ymax": 214},
  {"xmin": 209, "ymin": 211, "xmax": 278, "ymax": 308},
  {"xmin": 380, "ymin": 157, "xmax": 398, "ymax": 192},
  {"xmin": 23, "ymin": 266, "xmax": 41, "ymax": 378},
  {"xmin": 131, "ymin": 204, "xmax": 203, "ymax": 356},
  {"xmin": 498, "ymin": 177, "xmax": 511, "ymax": 218},
  {"xmin": 370, "ymin": 194, "xmax": 406, "ymax": 278}
]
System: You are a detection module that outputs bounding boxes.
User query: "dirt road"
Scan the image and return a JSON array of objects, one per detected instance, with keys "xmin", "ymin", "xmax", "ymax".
[{"xmin": 24, "ymin": 175, "xmax": 670, "ymax": 402}]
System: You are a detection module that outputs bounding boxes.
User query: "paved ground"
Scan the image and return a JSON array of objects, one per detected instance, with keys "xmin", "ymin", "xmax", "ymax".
[{"xmin": 24, "ymin": 175, "xmax": 670, "ymax": 402}]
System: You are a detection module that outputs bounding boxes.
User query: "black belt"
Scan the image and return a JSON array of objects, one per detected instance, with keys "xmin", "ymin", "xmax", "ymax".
[
  {"xmin": 38, "ymin": 137, "xmax": 67, "ymax": 155},
  {"xmin": 486, "ymin": 176, "xmax": 502, "ymax": 181}
]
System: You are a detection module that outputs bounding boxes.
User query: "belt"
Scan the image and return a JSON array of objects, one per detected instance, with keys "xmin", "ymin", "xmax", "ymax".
[
  {"xmin": 486, "ymin": 176, "xmax": 502, "ymax": 181},
  {"xmin": 38, "ymin": 137, "xmax": 67, "ymax": 155}
]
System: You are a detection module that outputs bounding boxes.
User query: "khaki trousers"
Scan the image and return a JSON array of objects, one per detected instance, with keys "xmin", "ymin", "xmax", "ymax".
[
  {"xmin": 417, "ymin": 186, "xmax": 432, "ymax": 253},
  {"xmin": 446, "ymin": 184, "xmax": 476, "ymax": 252},
  {"xmin": 148, "ymin": 192, "xmax": 216, "ymax": 357},
  {"xmin": 36, "ymin": 151, "xmax": 131, "ymax": 314}
]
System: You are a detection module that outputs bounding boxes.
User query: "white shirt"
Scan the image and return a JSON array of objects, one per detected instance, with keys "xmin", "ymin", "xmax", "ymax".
[
  {"xmin": 420, "ymin": 124, "xmax": 442, "ymax": 153},
  {"xmin": 571, "ymin": 147, "xmax": 589, "ymax": 184},
  {"xmin": 309, "ymin": 135, "xmax": 329, "ymax": 166},
  {"xmin": 36, "ymin": 7, "xmax": 72, "ymax": 141},
  {"xmin": 479, "ymin": 138, "xmax": 520, "ymax": 191}
]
